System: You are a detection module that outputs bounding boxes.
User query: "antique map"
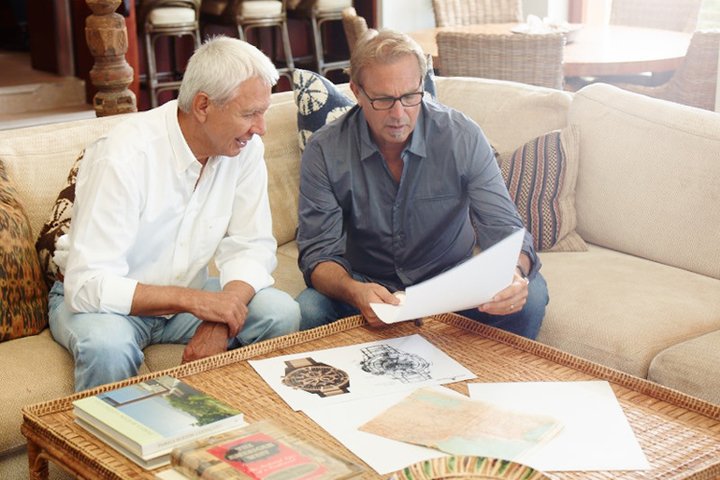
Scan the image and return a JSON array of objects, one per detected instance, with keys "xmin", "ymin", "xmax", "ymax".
[{"xmin": 359, "ymin": 387, "xmax": 562, "ymax": 462}]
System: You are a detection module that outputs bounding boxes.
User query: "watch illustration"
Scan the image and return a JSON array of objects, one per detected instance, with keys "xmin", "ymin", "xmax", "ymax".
[
  {"xmin": 281, "ymin": 357, "xmax": 350, "ymax": 397},
  {"xmin": 360, "ymin": 344, "xmax": 431, "ymax": 383}
]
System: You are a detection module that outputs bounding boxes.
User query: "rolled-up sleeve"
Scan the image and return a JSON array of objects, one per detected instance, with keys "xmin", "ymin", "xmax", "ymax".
[
  {"xmin": 63, "ymin": 143, "xmax": 141, "ymax": 314},
  {"xmin": 296, "ymin": 139, "xmax": 353, "ymax": 286}
]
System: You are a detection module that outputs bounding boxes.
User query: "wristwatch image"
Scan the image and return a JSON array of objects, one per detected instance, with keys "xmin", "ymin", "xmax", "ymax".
[
  {"xmin": 360, "ymin": 344, "xmax": 431, "ymax": 383},
  {"xmin": 281, "ymin": 357, "xmax": 350, "ymax": 397}
]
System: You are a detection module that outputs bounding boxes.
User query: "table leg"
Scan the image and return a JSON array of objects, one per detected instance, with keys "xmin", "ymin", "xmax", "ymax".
[{"xmin": 27, "ymin": 439, "xmax": 49, "ymax": 480}]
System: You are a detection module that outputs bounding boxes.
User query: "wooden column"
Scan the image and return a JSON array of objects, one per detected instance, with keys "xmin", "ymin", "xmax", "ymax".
[{"xmin": 84, "ymin": 0, "xmax": 137, "ymax": 116}]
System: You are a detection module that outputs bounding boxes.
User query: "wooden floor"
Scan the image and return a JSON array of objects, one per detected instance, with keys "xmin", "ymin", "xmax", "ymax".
[{"xmin": 0, "ymin": 50, "xmax": 95, "ymax": 130}]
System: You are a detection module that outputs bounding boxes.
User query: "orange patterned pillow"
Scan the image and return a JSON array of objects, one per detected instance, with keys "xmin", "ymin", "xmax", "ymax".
[
  {"xmin": 0, "ymin": 160, "xmax": 48, "ymax": 342},
  {"xmin": 497, "ymin": 126, "xmax": 587, "ymax": 252}
]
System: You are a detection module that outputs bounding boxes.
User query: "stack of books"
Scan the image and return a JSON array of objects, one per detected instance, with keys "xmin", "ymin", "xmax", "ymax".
[
  {"xmin": 73, "ymin": 375, "xmax": 247, "ymax": 469},
  {"xmin": 156, "ymin": 420, "xmax": 363, "ymax": 480}
]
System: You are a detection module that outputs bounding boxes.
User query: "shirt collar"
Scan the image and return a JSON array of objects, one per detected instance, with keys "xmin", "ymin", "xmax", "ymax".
[
  {"xmin": 357, "ymin": 100, "xmax": 429, "ymax": 161},
  {"xmin": 165, "ymin": 100, "xmax": 203, "ymax": 173}
]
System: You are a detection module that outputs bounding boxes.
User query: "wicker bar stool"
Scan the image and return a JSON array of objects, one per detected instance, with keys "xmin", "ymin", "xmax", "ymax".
[
  {"xmin": 287, "ymin": 0, "xmax": 353, "ymax": 76},
  {"xmin": 201, "ymin": 0, "xmax": 295, "ymax": 82},
  {"xmin": 139, "ymin": 0, "xmax": 202, "ymax": 108},
  {"xmin": 436, "ymin": 31, "xmax": 565, "ymax": 89},
  {"xmin": 432, "ymin": 0, "xmax": 522, "ymax": 27}
]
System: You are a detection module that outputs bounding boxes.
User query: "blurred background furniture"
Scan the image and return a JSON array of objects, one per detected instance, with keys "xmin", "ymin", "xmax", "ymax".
[
  {"xmin": 287, "ymin": 0, "xmax": 352, "ymax": 75},
  {"xmin": 411, "ymin": 23, "xmax": 691, "ymax": 88},
  {"xmin": 617, "ymin": 30, "xmax": 720, "ymax": 111},
  {"xmin": 610, "ymin": 0, "xmax": 702, "ymax": 33},
  {"xmin": 139, "ymin": 0, "xmax": 201, "ymax": 108},
  {"xmin": 200, "ymin": 0, "xmax": 294, "ymax": 82},
  {"xmin": 435, "ymin": 31, "xmax": 565, "ymax": 89},
  {"xmin": 341, "ymin": 6, "xmax": 369, "ymax": 54},
  {"xmin": 432, "ymin": 0, "xmax": 522, "ymax": 27}
]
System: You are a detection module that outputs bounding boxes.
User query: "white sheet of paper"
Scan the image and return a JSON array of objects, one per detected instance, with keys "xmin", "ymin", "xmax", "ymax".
[
  {"xmin": 249, "ymin": 334, "xmax": 476, "ymax": 412},
  {"xmin": 370, "ymin": 229, "xmax": 525, "ymax": 323},
  {"xmin": 468, "ymin": 381, "xmax": 650, "ymax": 472},
  {"xmin": 304, "ymin": 386, "xmax": 459, "ymax": 475}
]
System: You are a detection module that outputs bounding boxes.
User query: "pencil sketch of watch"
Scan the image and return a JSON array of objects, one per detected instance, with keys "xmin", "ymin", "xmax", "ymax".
[
  {"xmin": 360, "ymin": 344, "xmax": 431, "ymax": 383},
  {"xmin": 281, "ymin": 357, "xmax": 350, "ymax": 397}
]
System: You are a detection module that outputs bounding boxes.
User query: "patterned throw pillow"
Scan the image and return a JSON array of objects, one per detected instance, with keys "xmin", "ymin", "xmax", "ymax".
[
  {"xmin": 292, "ymin": 57, "xmax": 438, "ymax": 150},
  {"xmin": 0, "ymin": 161, "xmax": 48, "ymax": 342},
  {"xmin": 496, "ymin": 126, "xmax": 587, "ymax": 252},
  {"xmin": 35, "ymin": 149, "xmax": 83, "ymax": 289},
  {"xmin": 293, "ymin": 69, "xmax": 355, "ymax": 151}
]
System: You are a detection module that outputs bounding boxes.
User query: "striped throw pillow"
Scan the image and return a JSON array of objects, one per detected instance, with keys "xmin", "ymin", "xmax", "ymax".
[{"xmin": 497, "ymin": 126, "xmax": 587, "ymax": 252}]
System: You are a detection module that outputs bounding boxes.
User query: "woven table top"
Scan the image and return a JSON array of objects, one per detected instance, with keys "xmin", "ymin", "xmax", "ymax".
[{"xmin": 21, "ymin": 314, "xmax": 720, "ymax": 479}]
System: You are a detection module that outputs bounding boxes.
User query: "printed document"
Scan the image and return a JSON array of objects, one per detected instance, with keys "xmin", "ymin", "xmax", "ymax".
[{"xmin": 370, "ymin": 229, "xmax": 525, "ymax": 323}]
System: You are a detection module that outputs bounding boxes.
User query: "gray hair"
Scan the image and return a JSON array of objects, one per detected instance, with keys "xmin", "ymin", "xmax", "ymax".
[
  {"xmin": 348, "ymin": 29, "xmax": 426, "ymax": 85},
  {"xmin": 177, "ymin": 36, "xmax": 279, "ymax": 112}
]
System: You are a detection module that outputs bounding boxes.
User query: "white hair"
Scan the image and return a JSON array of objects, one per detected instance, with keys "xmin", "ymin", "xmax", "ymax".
[{"xmin": 177, "ymin": 36, "xmax": 279, "ymax": 112}]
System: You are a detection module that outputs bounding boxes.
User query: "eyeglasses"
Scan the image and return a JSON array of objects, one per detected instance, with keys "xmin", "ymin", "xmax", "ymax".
[{"xmin": 358, "ymin": 83, "xmax": 424, "ymax": 111}]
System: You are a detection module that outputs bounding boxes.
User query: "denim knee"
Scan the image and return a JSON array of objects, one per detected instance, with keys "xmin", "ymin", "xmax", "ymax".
[
  {"xmin": 296, "ymin": 288, "xmax": 359, "ymax": 330},
  {"xmin": 236, "ymin": 288, "xmax": 300, "ymax": 344}
]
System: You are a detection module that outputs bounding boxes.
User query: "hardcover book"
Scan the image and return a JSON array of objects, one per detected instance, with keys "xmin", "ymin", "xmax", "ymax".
[
  {"xmin": 73, "ymin": 375, "xmax": 246, "ymax": 466},
  {"xmin": 170, "ymin": 420, "xmax": 363, "ymax": 479}
]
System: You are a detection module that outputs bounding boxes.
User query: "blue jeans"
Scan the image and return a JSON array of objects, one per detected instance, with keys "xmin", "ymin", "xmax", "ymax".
[
  {"xmin": 49, "ymin": 280, "xmax": 300, "ymax": 392},
  {"xmin": 297, "ymin": 273, "xmax": 548, "ymax": 339}
]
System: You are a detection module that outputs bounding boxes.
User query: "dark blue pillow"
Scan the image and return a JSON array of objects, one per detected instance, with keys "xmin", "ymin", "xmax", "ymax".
[{"xmin": 292, "ymin": 60, "xmax": 438, "ymax": 150}]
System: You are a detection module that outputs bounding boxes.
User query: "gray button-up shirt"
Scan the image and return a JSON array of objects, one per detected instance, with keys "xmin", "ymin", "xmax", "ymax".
[{"xmin": 297, "ymin": 98, "xmax": 539, "ymax": 292}]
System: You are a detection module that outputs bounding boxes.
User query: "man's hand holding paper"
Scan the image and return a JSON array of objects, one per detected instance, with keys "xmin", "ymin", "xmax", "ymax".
[{"xmin": 370, "ymin": 229, "xmax": 526, "ymax": 324}]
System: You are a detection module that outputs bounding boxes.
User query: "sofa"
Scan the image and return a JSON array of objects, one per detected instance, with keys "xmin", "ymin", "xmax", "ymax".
[{"xmin": 1, "ymin": 76, "xmax": 719, "ymax": 478}]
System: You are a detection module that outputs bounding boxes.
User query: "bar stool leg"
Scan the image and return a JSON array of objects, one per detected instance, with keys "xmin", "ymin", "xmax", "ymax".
[
  {"xmin": 309, "ymin": 11, "xmax": 325, "ymax": 75},
  {"xmin": 145, "ymin": 32, "xmax": 160, "ymax": 108}
]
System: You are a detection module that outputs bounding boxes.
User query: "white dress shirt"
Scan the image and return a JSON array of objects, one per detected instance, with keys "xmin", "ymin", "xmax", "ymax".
[{"xmin": 59, "ymin": 100, "xmax": 277, "ymax": 314}]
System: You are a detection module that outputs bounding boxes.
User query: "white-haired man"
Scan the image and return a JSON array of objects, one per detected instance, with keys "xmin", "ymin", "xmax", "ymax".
[{"xmin": 50, "ymin": 37, "xmax": 300, "ymax": 392}]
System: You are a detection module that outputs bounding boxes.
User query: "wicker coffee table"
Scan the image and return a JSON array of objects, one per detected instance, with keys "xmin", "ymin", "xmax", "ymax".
[{"xmin": 22, "ymin": 314, "xmax": 720, "ymax": 479}]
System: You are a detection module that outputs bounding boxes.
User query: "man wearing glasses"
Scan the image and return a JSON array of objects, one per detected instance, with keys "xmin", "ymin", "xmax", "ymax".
[{"xmin": 295, "ymin": 30, "xmax": 548, "ymax": 339}]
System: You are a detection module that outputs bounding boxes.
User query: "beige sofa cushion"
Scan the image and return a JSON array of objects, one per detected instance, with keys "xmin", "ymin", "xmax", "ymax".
[
  {"xmin": 0, "ymin": 330, "xmax": 74, "ymax": 453},
  {"xmin": 648, "ymin": 330, "xmax": 720, "ymax": 405},
  {"xmin": 263, "ymin": 97, "xmax": 305, "ymax": 246},
  {"xmin": 570, "ymin": 84, "xmax": 720, "ymax": 280},
  {"xmin": 537, "ymin": 245, "xmax": 720, "ymax": 378},
  {"xmin": 0, "ymin": 115, "xmax": 129, "ymax": 239},
  {"xmin": 435, "ymin": 76, "xmax": 572, "ymax": 154}
]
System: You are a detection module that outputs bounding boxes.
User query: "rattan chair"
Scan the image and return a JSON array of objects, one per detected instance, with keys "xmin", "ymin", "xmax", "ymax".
[
  {"xmin": 287, "ymin": 0, "xmax": 353, "ymax": 76},
  {"xmin": 432, "ymin": 0, "xmax": 522, "ymax": 27},
  {"xmin": 617, "ymin": 30, "xmax": 720, "ymax": 111},
  {"xmin": 436, "ymin": 31, "xmax": 565, "ymax": 89},
  {"xmin": 139, "ymin": 0, "xmax": 202, "ymax": 108},
  {"xmin": 200, "ymin": 0, "xmax": 294, "ymax": 81},
  {"xmin": 610, "ymin": 0, "xmax": 702, "ymax": 33},
  {"xmin": 341, "ymin": 7, "xmax": 368, "ymax": 54}
]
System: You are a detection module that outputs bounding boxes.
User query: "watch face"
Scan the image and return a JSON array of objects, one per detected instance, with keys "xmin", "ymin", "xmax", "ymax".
[{"xmin": 282, "ymin": 365, "xmax": 350, "ymax": 393}]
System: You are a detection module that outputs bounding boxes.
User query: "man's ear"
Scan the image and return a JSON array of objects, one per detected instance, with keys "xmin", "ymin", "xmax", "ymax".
[
  {"xmin": 192, "ymin": 92, "xmax": 212, "ymax": 123},
  {"xmin": 349, "ymin": 81, "xmax": 361, "ymax": 103}
]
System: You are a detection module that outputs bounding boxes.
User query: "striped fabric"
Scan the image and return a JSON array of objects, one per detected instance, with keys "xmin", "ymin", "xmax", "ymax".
[{"xmin": 497, "ymin": 126, "xmax": 587, "ymax": 252}]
